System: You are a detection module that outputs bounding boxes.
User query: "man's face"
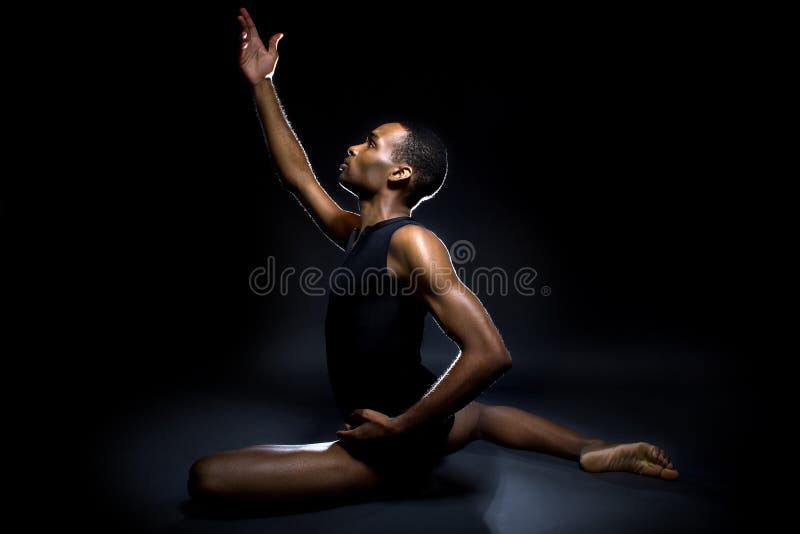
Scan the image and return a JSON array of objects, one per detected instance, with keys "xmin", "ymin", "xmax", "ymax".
[{"xmin": 338, "ymin": 122, "xmax": 409, "ymax": 196}]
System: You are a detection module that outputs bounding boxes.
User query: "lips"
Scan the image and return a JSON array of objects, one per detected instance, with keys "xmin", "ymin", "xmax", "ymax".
[{"xmin": 339, "ymin": 161, "xmax": 349, "ymax": 171}]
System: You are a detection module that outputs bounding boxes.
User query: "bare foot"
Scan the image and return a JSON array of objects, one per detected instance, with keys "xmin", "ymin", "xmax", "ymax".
[{"xmin": 579, "ymin": 442, "xmax": 679, "ymax": 480}]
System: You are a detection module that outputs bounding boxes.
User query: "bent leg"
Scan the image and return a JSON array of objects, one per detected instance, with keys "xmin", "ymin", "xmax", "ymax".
[
  {"xmin": 188, "ymin": 440, "xmax": 388, "ymax": 511},
  {"xmin": 441, "ymin": 401, "xmax": 484, "ymax": 454}
]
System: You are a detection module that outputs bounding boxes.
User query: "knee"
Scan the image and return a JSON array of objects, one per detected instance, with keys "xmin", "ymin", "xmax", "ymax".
[
  {"xmin": 472, "ymin": 401, "xmax": 488, "ymax": 441},
  {"xmin": 187, "ymin": 455, "xmax": 225, "ymax": 501}
]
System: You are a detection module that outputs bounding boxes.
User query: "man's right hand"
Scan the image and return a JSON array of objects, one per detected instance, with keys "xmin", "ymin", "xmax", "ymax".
[{"xmin": 237, "ymin": 7, "xmax": 283, "ymax": 86}]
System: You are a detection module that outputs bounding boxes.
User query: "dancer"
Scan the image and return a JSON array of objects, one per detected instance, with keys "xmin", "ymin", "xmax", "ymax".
[{"xmin": 187, "ymin": 7, "xmax": 678, "ymax": 510}]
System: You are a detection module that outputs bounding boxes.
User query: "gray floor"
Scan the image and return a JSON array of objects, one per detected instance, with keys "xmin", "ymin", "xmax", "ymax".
[{"xmin": 90, "ymin": 378, "xmax": 739, "ymax": 533}]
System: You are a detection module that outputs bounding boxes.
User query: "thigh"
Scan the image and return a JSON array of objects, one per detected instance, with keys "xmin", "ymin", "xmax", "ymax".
[
  {"xmin": 339, "ymin": 414, "xmax": 455, "ymax": 481},
  {"xmin": 442, "ymin": 401, "xmax": 484, "ymax": 455},
  {"xmin": 189, "ymin": 440, "xmax": 386, "ymax": 507}
]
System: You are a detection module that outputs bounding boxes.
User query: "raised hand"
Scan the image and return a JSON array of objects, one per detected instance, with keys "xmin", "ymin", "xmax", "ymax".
[{"xmin": 237, "ymin": 7, "xmax": 283, "ymax": 85}]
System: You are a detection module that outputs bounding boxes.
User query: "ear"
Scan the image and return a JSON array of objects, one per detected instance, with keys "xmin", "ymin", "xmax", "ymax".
[{"xmin": 389, "ymin": 164, "xmax": 413, "ymax": 183}]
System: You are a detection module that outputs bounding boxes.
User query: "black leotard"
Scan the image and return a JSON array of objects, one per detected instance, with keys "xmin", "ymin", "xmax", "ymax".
[
  {"xmin": 325, "ymin": 215, "xmax": 455, "ymax": 474},
  {"xmin": 324, "ymin": 215, "xmax": 442, "ymax": 421}
]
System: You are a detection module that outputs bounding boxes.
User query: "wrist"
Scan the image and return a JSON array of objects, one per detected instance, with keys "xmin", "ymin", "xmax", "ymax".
[
  {"xmin": 391, "ymin": 414, "xmax": 411, "ymax": 434},
  {"xmin": 251, "ymin": 76, "xmax": 274, "ymax": 90},
  {"xmin": 393, "ymin": 411, "xmax": 425, "ymax": 434}
]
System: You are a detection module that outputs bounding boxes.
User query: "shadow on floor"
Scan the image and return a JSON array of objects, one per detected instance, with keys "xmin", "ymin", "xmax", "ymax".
[{"xmin": 88, "ymin": 380, "xmax": 738, "ymax": 533}]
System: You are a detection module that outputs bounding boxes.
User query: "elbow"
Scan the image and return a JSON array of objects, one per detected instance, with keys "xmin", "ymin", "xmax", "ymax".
[
  {"xmin": 466, "ymin": 342, "xmax": 512, "ymax": 371},
  {"xmin": 491, "ymin": 347, "xmax": 513, "ymax": 371}
]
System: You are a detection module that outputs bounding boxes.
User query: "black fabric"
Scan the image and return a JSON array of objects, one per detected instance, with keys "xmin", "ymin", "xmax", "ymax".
[
  {"xmin": 325, "ymin": 215, "xmax": 455, "ymax": 472},
  {"xmin": 325, "ymin": 215, "xmax": 443, "ymax": 422}
]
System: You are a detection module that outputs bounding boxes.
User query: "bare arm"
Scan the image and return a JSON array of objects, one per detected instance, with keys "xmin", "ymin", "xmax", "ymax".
[
  {"xmin": 237, "ymin": 8, "xmax": 359, "ymax": 249},
  {"xmin": 393, "ymin": 226, "xmax": 513, "ymax": 432}
]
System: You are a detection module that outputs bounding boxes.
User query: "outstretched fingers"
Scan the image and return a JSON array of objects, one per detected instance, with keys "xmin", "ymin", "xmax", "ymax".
[
  {"xmin": 237, "ymin": 17, "xmax": 249, "ymax": 49},
  {"xmin": 239, "ymin": 7, "xmax": 260, "ymax": 40}
]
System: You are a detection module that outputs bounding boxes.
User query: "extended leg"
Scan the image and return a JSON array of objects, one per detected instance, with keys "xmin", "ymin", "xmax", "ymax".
[
  {"xmin": 188, "ymin": 440, "xmax": 396, "ymax": 513},
  {"xmin": 476, "ymin": 403, "xmax": 607, "ymax": 461},
  {"xmin": 472, "ymin": 403, "xmax": 680, "ymax": 480}
]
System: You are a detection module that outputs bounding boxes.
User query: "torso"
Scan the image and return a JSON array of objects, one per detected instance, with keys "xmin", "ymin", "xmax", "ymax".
[
  {"xmin": 324, "ymin": 215, "xmax": 437, "ymax": 421},
  {"xmin": 351, "ymin": 224, "xmax": 417, "ymax": 289}
]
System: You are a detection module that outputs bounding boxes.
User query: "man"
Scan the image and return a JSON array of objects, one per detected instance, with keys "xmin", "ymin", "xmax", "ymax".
[{"xmin": 187, "ymin": 7, "xmax": 678, "ymax": 510}]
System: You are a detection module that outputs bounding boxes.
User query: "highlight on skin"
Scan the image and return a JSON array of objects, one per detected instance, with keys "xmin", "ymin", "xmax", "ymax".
[{"xmin": 184, "ymin": 6, "xmax": 682, "ymax": 513}]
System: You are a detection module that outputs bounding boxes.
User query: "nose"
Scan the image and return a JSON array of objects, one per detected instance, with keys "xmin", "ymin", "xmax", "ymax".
[{"xmin": 347, "ymin": 147, "xmax": 357, "ymax": 157}]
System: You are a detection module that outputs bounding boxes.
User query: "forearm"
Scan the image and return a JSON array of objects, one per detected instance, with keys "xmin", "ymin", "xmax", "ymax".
[
  {"xmin": 251, "ymin": 78, "xmax": 313, "ymax": 190},
  {"xmin": 396, "ymin": 350, "xmax": 512, "ymax": 432}
]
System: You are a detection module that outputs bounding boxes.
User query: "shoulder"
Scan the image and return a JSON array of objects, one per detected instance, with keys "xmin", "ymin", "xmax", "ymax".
[{"xmin": 388, "ymin": 223, "xmax": 453, "ymax": 282}]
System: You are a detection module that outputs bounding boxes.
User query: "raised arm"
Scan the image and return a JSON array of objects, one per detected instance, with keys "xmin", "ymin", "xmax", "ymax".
[{"xmin": 237, "ymin": 8, "xmax": 359, "ymax": 250}]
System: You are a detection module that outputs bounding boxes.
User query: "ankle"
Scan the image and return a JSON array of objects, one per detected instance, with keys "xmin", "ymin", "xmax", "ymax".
[{"xmin": 579, "ymin": 439, "xmax": 612, "ymax": 457}]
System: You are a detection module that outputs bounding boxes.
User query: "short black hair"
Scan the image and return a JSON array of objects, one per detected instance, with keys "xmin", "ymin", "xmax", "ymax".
[{"xmin": 391, "ymin": 121, "xmax": 448, "ymax": 209}]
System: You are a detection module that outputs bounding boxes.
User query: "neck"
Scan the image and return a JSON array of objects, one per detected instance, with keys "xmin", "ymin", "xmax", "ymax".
[{"xmin": 357, "ymin": 199, "xmax": 411, "ymax": 231}]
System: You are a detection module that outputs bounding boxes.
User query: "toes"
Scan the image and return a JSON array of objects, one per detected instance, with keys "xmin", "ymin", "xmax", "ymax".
[
  {"xmin": 639, "ymin": 462, "xmax": 664, "ymax": 478},
  {"xmin": 654, "ymin": 447, "xmax": 673, "ymax": 467},
  {"xmin": 642, "ymin": 462, "xmax": 680, "ymax": 480},
  {"xmin": 650, "ymin": 445, "xmax": 667, "ymax": 465},
  {"xmin": 660, "ymin": 467, "xmax": 680, "ymax": 481}
]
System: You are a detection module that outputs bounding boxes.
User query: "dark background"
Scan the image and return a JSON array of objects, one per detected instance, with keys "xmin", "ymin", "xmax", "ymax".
[
  {"xmin": 78, "ymin": 4, "xmax": 745, "ymax": 395},
  {"xmin": 38, "ymin": 4, "xmax": 752, "ymax": 532}
]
